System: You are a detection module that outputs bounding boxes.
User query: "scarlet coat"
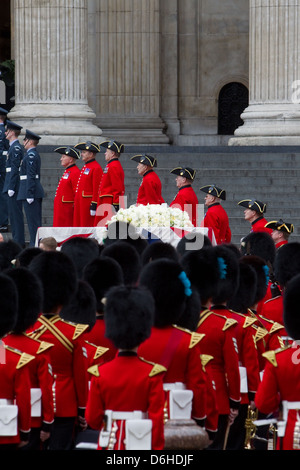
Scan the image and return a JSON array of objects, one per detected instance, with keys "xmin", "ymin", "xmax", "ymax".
[
  {"xmin": 85, "ymin": 352, "xmax": 166, "ymax": 450},
  {"xmin": 136, "ymin": 170, "xmax": 164, "ymax": 205},
  {"xmin": 170, "ymin": 185, "xmax": 199, "ymax": 227},
  {"xmin": 53, "ymin": 164, "xmax": 80, "ymax": 227},
  {"xmin": 202, "ymin": 203, "xmax": 231, "ymax": 244},
  {"xmin": 251, "ymin": 216, "xmax": 273, "ymax": 234},
  {"xmin": 73, "ymin": 159, "xmax": 103, "ymax": 227}
]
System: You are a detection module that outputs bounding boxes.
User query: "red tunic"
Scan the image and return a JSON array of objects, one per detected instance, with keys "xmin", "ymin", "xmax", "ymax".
[
  {"xmin": 201, "ymin": 203, "xmax": 231, "ymax": 244},
  {"xmin": 73, "ymin": 159, "xmax": 103, "ymax": 227},
  {"xmin": 28, "ymin": 314, "xmax": 89, "ymax": 418},
  {"xmin": 0, "ymin": 345, "xmax": 33, "ymax": 445},
  {"xmin": 85, "ymin": 352, "xmax": 165, "ymax": 450},
  {"xmin": 197, "ymin": 309, "xmax": 241, "ymax": 414},
  {"xmin": 251, "ymin": 216, "xmax": 272, "ymax": 234},
  {"xmin": 53, "ymin": 164, "xmax": 80, "ymax": 227},
  {"xmin": 260, "ymin": 295, "xmax": 291, "ymax": 344},
  {"xmin": 255, "ymin": 344, "xmax": 300, "ymax": 450},
  {"xmin": 136, "ymin": 170, "xmax": 164, "ymax": 205},
  {"xmin": 3, "ymin": 333, "xmax": 54, "ymax": 430},
  {"xmin": 83, "ymin": 318, "xmax": 117, "ymax": 364},
  {"xmin": 170, "ymin": 185, "xmax": 199, "ymax": 227}
]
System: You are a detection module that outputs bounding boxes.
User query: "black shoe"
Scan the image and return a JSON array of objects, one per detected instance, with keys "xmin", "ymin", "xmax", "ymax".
[{"xmin": 0, "ymin": 226, "xmax": 8, "ymax": 232}]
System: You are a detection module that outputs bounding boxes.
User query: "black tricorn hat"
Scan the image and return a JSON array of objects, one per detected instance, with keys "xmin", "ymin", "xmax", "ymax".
[
  {"xmin": 238, "ymin": 199, "xmax": 266, "ymax": 214},
  {"xmin": 100, "ymin": 140, "xmax": 125, "ymax": 154},
  {"xmin": 131, "ymin": 154, "xmax": 157, "ymax": 168},
  {"xmin": 265, "ymin": 219, "xmax": 294, "ymax": 234},
  {"xmin": 74, "ymin": 141, "xmax": 100, "ymax": 153},
  {"xmin": 0, "ymin": 273, "xmax": 18, "ymax": 337},
  {"xmin": 228, "ymin": 261, "xmax": 257, "ymax": 313},
  {"xmin": 5, "ymin": 267, "xmax": 43, "ymax": 333},
  {"xmin": 25, "ymin": 129, "xmax": 41, "ymax": 141},
  {"xmin": 104, "ymin": 285, "xmax": 155, "ymax": 349},
  {"xmin": 83, "ymin": 256, "xmax": 124, "ymax": 313},
  {"xmin": 274, "ymin": 242, "xmax": 300, "ymax": 288},
  {"xmin": 54, "ymin": 146, "xmax": 80, "ymax": 160},
  {"xmin": 170, "ymin": 167, "xmax": 196, "ymax": 181},
  {"xmin": 240, "ymin": 255, "xmax": 269, "ymax": 304},
  {"xmin": 240, "ymin": 231, "xmax": 276, "ymax": 265},
  {"xmin": 211, "ymin": 245, "xmax": 240, "ymax": 304},
  {"xmin": 139, "ymin": 258, "xmax": 192, "ymax": 327},
  {"xmin": 283, "ymin": 273, "xmax": 300, "ymax": 340},
  {"xmin": 6, "ymin": 120, "xmax": 23, "ymax": 132},
  {"xmin": 200, "ymin": 184, "xmax": 226, "ymax": 200}
]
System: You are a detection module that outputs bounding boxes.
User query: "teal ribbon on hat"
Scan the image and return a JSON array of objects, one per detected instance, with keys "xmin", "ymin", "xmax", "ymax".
[
  {"xmin": 263, "ymin": 265, "xmax": 270, "ymax": 286},
  {"xmin": 178, "ymin": 271, "xmax": 192, "ymax": 297},
  {"xmin": 217, "ymin": 257, "xmax": 227, "ymax": 280}
]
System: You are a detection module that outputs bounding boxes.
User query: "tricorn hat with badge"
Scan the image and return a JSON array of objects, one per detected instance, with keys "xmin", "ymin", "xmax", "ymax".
[
  {"xmin": 131, "ymin": 154, "xmax": 157, "ymax": 168},
  {"xmin": 200, "ymin": 184, "xmax": 226, "ymax": 200},
  {"xmin": 74, "ymin": 141, "xmax": 100, "ymax": 153},
  {"xmin": 25, "ymin": 129, "xmax": 41, "ymax": 141},
  {"xmin": 238, "ymin": 199, "xmax": 266, "ymax": 214},
  {"xmin": 54, "ymin": 146, "xmax": 80, "ymax": 160},
  {"xmin": 104, "ymin": 285, "xmax": 155, "ymax": 349},
  {"xmin": 265, "ymin": 219, "xmax": 294, "ymax": 234},
  {"xmin": 100, "ymin": 140, "xmax": 124, "ymax": 155},
  {"xmin": 170, "ymin": 167, "xmax": 196, "ymax": 181}
]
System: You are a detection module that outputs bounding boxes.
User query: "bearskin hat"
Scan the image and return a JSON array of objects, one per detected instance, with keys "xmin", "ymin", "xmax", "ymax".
[
  {"xmin": 15, "ymin": 247, "xmax": 43, "ymax": 267},
  {"xmin": 29, "ymin": 251, "xmax": 77, "ymax": 313},
  {"xmin": 104, "ymin": 285, "xmax": 154, "ymax": 349},
  {"xmin": 211, "ymin": 245, "xmax": 240, "ymax": 305},
  {"xmin": 0, "ymin": 240, "xmax": 22, "ymax": 271},
  {"xmin": 101, "ymin": 241, "xmax": 141, "ymax": 285},
  {"xmin": 274, "ymin": 242, "xmax": 300, "ymax": 288},
  {"xmin": 176, "ymin": 233, "xmax": 212, "ymax": 258},
  {"xmin": 283, "ymin": 273, "xmax": 300, "ymax": 340},
  {"xmin": 0, "ymin": 273, "xmax": 18, "ymax": 338},
  {"xmin": 83, "ymin": 256, "xmax": 124, "ymax": 313},
  {"xmin": 141, "ymin": 241, "xmax": 178, "ymax": 266},
  {"xmin": 240, "ymin": 231, "xmax": 276, "ymax": 265},
  {"xmin": 240, "ymin": 255, "xmax": 269, "ymax": 304},
  {"xmin": 4, "ymin": 267, "xmax": 43, "ymax": 333},
  {"xmin": 61, "ymin": 237, "xmax": 100, "ymax": 279},
  {"xmin": 60, "ymin": 280, "xmax": 97, "ymax": 330},
  {"xmin": 227, "ymin": 262, "xmax": 257, "ymax": 313}
]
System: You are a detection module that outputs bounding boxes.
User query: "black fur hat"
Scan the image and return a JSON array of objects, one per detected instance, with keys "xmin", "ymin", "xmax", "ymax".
[
  {"xmin": 104, "ymin": 221, "xmax": 148, "ymax": 257},
  {"xmin": 61, "ymin": 237, "xmax": 100, "ymax": 278},
  {"xmin": 228, "ymin": 262, "xmax": 257, "ymax": 313},
  {"xmin": 240, "ymin": 255, "xmax": 269, "ymax": 304},
  {"xmin": 104, "ymin": 285, "xmax": 154, "ymax": 349},
  {"xmin": 0, "ymin": 240, "xmax": 23, "ymax": 271},
  {"xmin": 29, "ymin": 251, "xmax": 77, "ymax": 314},
  {"xmin": 4, "ymin": 267, "xmax": 43, "ymax": 333},
  {"xmin": 15, "ymin": 247, "xmax": 43, "ymax": 268},
  {"xmin": 101, "ymin": 241, "xmax": 141, "ymax": 285},
  {"xmin": 181, "ymin": 246, "xmax": 220, "ymax": 305},
  {"xmin": 274, "ymin": 242, "xmax": 300, "ymax": 288},
  {"xmin": 176, "ymin": 233, "xmax": 212, "ymax": 258},
  {"xmin": 211, "ymin": 245, "xmax": 240, "ymax": 305},
  {"xmin": 83, "ymin": 256, "xmax": 124, "ymax": 312},
  {"xmin": 60, "ymin": 280, "xmax": 97, "ymax": 330},
  {"xmin": 0, "ymin": 273, "xmax": 18, "ymax": 338},
  {"xmin": 139, "ymin": 258, "xmax": 192, "ymax": 327},
  {"xmin": 141, "ymin": 241, "xmax": 178, "ymax": 266},
  {"xmin": 240, "ymin": 231, "xmax": 276, "ymax": 265},
  {"xmin": 283, "ymin": 273, "xmax": 300, "ymax": 340}
]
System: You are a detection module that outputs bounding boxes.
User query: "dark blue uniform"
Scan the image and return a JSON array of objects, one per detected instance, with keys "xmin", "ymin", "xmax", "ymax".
[
  {"xmin": 17, "ymin": 146, "xmax": 44, "ymax": 246},
  {"xmin": 0, "ymin": 121, "xmax": 9, "ymax": 229},
  {"xmin": 3, "ymin": 139, "xmax": 25, "ymax": 246}
]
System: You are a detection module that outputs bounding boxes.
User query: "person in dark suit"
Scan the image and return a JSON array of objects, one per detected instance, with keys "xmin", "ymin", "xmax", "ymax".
[
  {"xmin": 3, "ymin": 120, "xmax": 25, "ymax": 247},
  {"xmin": 17, "ymin": 129, "xmax": 44, "ymax": 246},
  {"xmin": 0, "ymin": 107, "xmax": 9, "ymax": 231}
]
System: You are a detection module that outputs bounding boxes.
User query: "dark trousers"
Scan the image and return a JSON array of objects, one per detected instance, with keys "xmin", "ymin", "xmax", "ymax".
[
  {"xmin": 46, "ymin": 417, "xmax": 76, "ymax": 451},
  {"xmin": 0, "ymin": 175, "xmax": 8, "ymax": 227},
  {"xmin": 207, "ymin": 414, "xmax": 230, "ymax": 450},
  {"xmin": 8, "ymin": 194, "xmax": 25, "ymax": 246},
  {"xmin": 23, "ymin": 198, "xmax": 42, "ymax": 246}
]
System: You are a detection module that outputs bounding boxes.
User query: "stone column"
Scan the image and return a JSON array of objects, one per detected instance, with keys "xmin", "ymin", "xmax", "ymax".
[
  {"xmin": 229, "ymin": 0, "xmax": 300, "ymax": 146},
  {"xmin": 9, "ymin": 0, "xmax": 102, "ymax": 145}
]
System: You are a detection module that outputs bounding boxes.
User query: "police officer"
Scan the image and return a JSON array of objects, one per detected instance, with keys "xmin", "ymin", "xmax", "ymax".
[
  {"xmin": 17, "ymin": 130, "xmax": 44, "ymax": 246},
  {"xmin": 0, "ymin": 107, "xmax": 9, "ymax": 231},
  {"xmin": 3, "ymin": 120, "xmax": 25, "ymax": 247}
]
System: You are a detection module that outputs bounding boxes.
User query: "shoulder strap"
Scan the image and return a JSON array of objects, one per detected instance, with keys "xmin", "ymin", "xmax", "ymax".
[{"xmin": 37, "ymin": 316, "xmax": 74, "ymax": 353}]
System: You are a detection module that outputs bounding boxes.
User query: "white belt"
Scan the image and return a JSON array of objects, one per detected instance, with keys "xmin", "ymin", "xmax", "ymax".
[
  {"xmin": 111, "ymin": 411, "xmax": 147, "ymax": 420},
  {"xmin": 0, "ymin": 399, "xmax": 13, "ymax": 405},
  {"xmin": 20, "ymin": 175, "xmax": 39, "ymax": 180},
  {"xmin": 163, "ymin": 382, "xmax": 186, "ymax": 391},
  {"xmin": 6, "ymin": 167, "xmax": 11, "ymax": 173}
]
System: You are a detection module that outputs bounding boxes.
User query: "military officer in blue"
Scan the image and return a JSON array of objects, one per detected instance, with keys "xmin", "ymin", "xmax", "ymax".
[
  {"xmin": 3, "ymin": 120, "xmax": 25, "ymax": 247},
  {"xmin": 17, "ymin": 129, "xmax": 44, "ymax": 246},
  {"xmin": 0, "ymin": 107, "xmax": 9, "ymax": 231}
]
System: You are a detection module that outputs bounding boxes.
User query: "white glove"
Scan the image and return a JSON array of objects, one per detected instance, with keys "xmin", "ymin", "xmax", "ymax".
[
  {"xmin": 26, "ymin": 198, "xmax": 34, "ymax": 204},
  {"xmin": 8, "ymin": 190, "xmax": 15, "ymax": 197},
  {"xmin": 90, "ymin": 210, "xmax": 96, "ymax": 216}
]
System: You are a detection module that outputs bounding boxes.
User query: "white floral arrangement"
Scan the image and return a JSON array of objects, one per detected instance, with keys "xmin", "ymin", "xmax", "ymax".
[{"xmin": 109, "ymin": 204, "xmax": 193, "ymax": 228}]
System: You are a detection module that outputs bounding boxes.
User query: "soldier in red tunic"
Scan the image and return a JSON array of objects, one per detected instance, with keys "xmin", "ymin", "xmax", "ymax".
[
  {"xmin": 85, "ymin": 285, "xmax": 166, "ymax": 450},
  {"xmin": 94, "ymin": 140, "xmax": 125, "ymax": 227},
  {"xmin": 169, "ymin": 167, "xmax": 199, "ymax": 227},
  {"xmin": 199, "ymin": 184, "xmax": 231, "ymax": 244},
  {"xmin": 131, "ymin": 154, "xmax": 164, "ymax": 205},
  {"xmin": 28, "ymin": 251, "xmax": 89, "ymax": 450},
  {"xmin": 53, "ymin": 146, "xmax": 80, "ymax": 227},
  {"xmin": 265, "ymin": 219, "xmax": 294, "ymax": 249},
  {"xmin": 238, "ymin": 198, "xmax": 272, "ymax": 235},
  {"xmin": 73, "ymin": 142, "xmax": 103, "ymax": 227}
]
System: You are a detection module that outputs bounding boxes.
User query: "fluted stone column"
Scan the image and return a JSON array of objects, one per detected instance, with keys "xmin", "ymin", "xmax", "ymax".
[
  {"xmin": 229, "ymin": 0, "xmax": 300, "ymax": 146},
  {"xmin": 9, "ymin": 0, "xmax": 102, "ymax": 145}
]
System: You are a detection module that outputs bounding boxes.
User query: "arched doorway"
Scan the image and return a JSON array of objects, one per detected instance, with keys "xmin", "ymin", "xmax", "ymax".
[
  {"xmin": 218, "ymin": 82, "xmax": 248, "ymax": 135},
  {"xmin": 0, "ymin": 0, "xmax": 13, "ymax": 110}
]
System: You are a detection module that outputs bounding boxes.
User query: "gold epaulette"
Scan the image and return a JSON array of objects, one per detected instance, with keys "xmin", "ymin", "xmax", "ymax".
[
  {"xmin": 262, "ymin": 345, "xmax": 291, "ymax": 367},
  {"xmin": 87, "ymin": 365, "xmax": 100, "ymax": 377},
  {"xmin": 36, "ymin": 341, "xmax": 54, "ymax": 355},
  {"xmin": 222, "ymin": 318, "xmax": 238, "ymax": 331},
  {"xmin": 85, "ymin": 341, "xmax": 110, "ymax": 360},
  {"xmin": 200, "ymin": 354, "xmax": 214, "ymax": 372},
  {"xmin": 173, "ymin": 325, "xmax": 205, "ymax": 349},
  {"xmin": 243, "ymin": 316, "xmax": 257, "ymax": 329},
  {"xmin": 4, "ymin": 345, "xmax": 35, "ymax": 369},
  {"xmin": 139, "ymin": 357, "xmax": 167, "ymax": 377},
  {"xmin": 254, "ymin": 326, "xmax": 269, "ymax": 343},
  {"xmin": 269, "ymin": 322, "xmax": 285, "ymax": 335},
  {"xmin": 60, "ymin": 319, "xmax": 90, "ymax": 340}
]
